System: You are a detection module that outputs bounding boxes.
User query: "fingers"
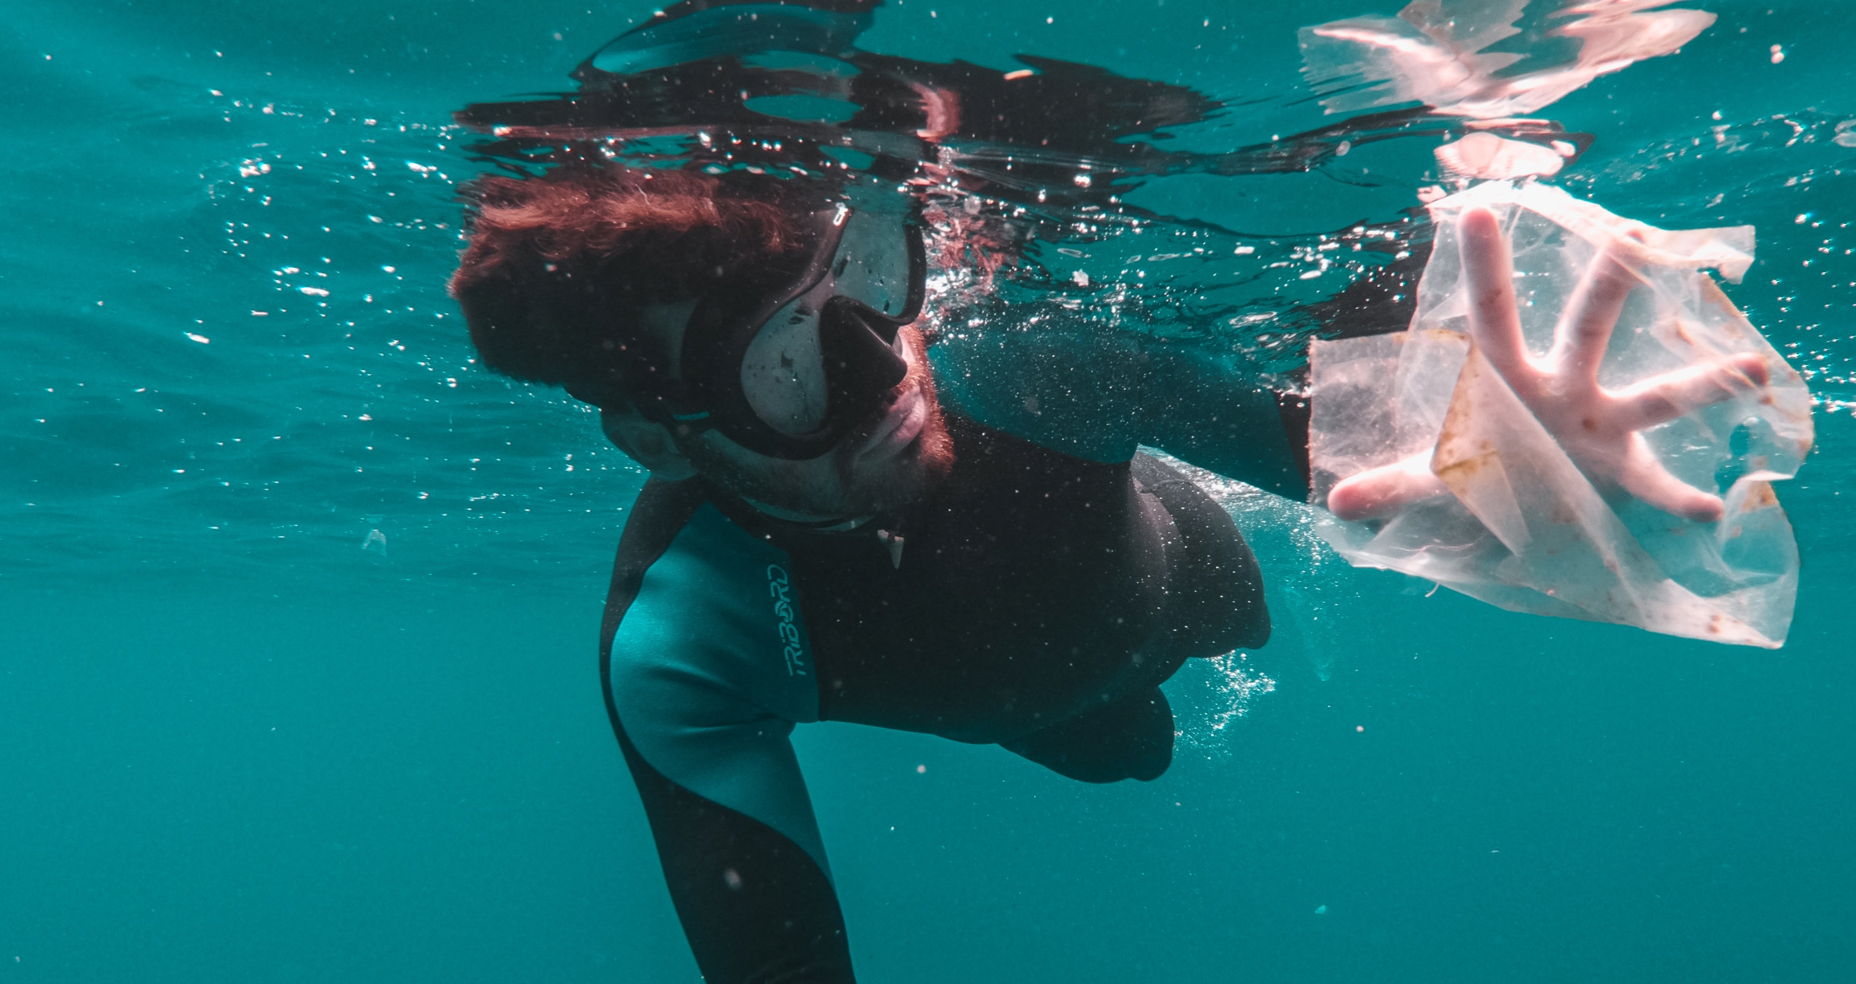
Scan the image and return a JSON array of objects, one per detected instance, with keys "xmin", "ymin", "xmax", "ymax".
[
  {"xmin": 1458, "ymin": 207, "xmax": 1536, "ymax": 389},
  {"xmin": 1327, "ymin": 451, "xmax": 1449, "ymax": 521},
  {"xmin": 1613, "ymin": 352, "xmax": 1770, "ymax": 432},
  {"xmin": 1617, "ymin": 435, "xmax": 1724, "ymax": 523},
  {"xmin": 1547, "ymin": 248, "xmax": 1636, "ymax": 385}
]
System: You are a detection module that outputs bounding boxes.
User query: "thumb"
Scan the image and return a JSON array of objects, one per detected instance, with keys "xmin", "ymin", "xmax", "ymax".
[{"xmin": 1328, "ymin": 451, "xmax": 1449, "ymax": 521}]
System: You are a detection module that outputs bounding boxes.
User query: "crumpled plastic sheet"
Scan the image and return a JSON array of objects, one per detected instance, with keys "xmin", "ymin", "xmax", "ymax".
[{"xmin": 1309, "ymin": 181, "xmax": 1814, "ymax": 648}]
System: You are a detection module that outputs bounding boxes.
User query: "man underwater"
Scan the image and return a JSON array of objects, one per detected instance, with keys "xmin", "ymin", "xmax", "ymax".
[{"xmin": 447, "ymin": 162, "xmax": 1768, "ymax": 982}]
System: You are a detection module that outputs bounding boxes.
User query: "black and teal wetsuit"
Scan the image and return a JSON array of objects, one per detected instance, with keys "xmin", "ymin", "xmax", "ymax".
[{"xmin": 599, "ymin": 324, "xmax": 1305, "ymax": 984}]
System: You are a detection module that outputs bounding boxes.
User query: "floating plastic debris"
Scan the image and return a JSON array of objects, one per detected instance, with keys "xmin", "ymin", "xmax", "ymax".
[{"xmin": 1310, "ymin": 181, "xmax": 1812, "ymax": 647}]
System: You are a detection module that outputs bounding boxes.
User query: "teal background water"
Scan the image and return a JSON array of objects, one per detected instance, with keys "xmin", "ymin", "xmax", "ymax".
[{"xmin": 3, "ymin": 2, "xmax": 1853, "ymax": 981}]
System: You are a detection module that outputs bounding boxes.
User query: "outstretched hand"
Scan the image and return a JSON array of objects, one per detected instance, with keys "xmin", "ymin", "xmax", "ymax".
[{"xmin": 1327, "ymin": 207, "xmax": 1770, "ymax": 524}]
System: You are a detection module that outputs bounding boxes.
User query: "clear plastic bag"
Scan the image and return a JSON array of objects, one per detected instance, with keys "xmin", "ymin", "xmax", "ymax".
[{"xmin": 1309, "ymin": 181, "xmax": 1813, "ymax": 647}]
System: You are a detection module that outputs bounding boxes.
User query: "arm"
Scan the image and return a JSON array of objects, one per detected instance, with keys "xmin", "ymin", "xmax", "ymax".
[
  {"xmin": 604, "ymin": 712, "xmax": 850, "ymax": 984},
  {"xmin": 930, "ymin": 207, "xmax": 1767, "ymax": 521},
  {"xmin": 926, "ymin": 318, "xmax": 1308, "ymax": 498},
  {"xmin": 600, "ymin": 480, "xmax": 854, "ymax": 984}
]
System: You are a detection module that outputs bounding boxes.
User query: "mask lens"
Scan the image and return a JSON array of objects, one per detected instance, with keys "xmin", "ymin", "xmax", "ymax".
[
  {"xmin": 829, "ymin": 209, "xmax": 918, "ymax": 321},
  {"xmin": 738, "ymin": 283, "xmax": 831, "ymax": 436}
]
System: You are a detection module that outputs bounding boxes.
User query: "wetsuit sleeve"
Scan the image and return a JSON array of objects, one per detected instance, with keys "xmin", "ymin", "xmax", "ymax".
[
  {"xmin": 928, "ymin": 313, "xmax": 1309, "ymax": 498},
  {"xmin": 600, "ymin": 480, "xmax": 854, "ymax": 984}
]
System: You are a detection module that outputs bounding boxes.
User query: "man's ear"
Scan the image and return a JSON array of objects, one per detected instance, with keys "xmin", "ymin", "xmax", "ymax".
[{"xmin": 601, "ymin": 408, "xmax": 699, "ymax": 482}]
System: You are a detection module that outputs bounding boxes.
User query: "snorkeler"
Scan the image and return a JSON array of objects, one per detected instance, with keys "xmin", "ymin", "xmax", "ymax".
[{"xmin": 447, "ymin": 162, "xmax": 1769, "ymax": 983}]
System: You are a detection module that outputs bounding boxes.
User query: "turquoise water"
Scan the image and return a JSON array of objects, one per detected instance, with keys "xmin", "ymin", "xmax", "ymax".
[{"xmin": 3, "ymin": 1, "xmax": 1853, "ymax": 981}]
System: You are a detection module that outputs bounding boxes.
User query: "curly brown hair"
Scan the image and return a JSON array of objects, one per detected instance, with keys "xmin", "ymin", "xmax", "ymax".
[{"xmin": 450, "ymin": 165, "xmax": 831, "ymax": 408}]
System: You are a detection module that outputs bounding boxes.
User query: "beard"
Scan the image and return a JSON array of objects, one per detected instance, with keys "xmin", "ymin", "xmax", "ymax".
[{"xmin": 686, "ymin": 328, "xmax": 955, "ymax": 519}]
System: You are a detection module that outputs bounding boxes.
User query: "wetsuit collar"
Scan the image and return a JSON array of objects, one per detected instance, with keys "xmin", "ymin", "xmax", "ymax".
[
  {"xmin": 738, "ymin": 495, "xmax": 876, "ymax": 533},
  {"xmin": 702, "ymin": 480, "xmax": 897, "ymax": 542}
]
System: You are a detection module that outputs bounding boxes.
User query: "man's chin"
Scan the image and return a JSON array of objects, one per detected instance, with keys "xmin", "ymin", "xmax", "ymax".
[
  {"xmin": 850, "ymin": 435, "xmax": 952, "ymax": 513},
  {"xmin": 690, "ymin": 418, "xmax": 951, "ymax": 519}
]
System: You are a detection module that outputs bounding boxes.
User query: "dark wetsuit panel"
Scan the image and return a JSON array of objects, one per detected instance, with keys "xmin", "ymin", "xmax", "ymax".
[
  {"xmin": 791, "ymin": 419, "xmax": 1264, "ymax": 735},
  {"xmin": 600, "ymin": 416, "xmax": 1267, "ymax": 983},
  {"xmin": 724, "ymin": 417, "xmax": 1176, "ymax": 744}
]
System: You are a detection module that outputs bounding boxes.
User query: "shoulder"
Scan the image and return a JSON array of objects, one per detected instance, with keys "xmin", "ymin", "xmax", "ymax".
[
  {"xmin": 613, "ymin": 500, "xmax": 820, "ymax": 723},
  {"xmin": 620, "ymin": 502, "xmax": 792, "ymax": 635},
  {"xmin": 928, "ymin": 317, "xmax": 1142, "ymax": 463},
  {"xmin": 941, "ymin": 412, "xmax": 1134, "ymax": 486}
]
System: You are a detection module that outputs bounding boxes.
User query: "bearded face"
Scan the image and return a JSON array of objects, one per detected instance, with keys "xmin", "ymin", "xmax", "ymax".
[{"xmin": 681, "ymin": 326, "xmax": 955, "ymax": 518}]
